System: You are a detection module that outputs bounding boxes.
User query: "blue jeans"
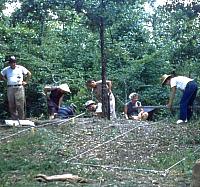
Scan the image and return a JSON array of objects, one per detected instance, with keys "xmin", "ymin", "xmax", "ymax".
[{"xmin": 180, "ymin": 81, "xmax": 198, "ymax": 121}]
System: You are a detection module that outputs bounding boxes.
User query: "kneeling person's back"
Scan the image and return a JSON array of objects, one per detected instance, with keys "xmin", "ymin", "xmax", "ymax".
[{"xmin": 57, "ymin": 104, "xmax": 76, "ymax": 119}]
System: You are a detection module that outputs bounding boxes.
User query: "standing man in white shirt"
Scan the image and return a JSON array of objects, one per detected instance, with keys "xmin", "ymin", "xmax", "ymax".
[
  {"xmin": 0, "ymin": 56, "xmax": 31, "ymax": 120},
  {"xmin": 161, "ymin": 74, "xmax": 198, "ymax": 124}
]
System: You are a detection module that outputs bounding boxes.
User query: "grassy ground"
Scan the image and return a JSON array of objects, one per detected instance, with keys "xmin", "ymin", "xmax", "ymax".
[{"xmin": 0, "ymin": 117, "xmax": 200, "ymax": 186}]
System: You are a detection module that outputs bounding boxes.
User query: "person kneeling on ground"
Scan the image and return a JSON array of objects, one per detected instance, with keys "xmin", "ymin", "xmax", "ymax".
[
  {"xmin": 84, "ymin": 100, "xmax": 102, "ymax": 117},
  {"xmin": 44, "ymin": 83, "xmax": 71, "ymax": 119},
  {"xmin": 124, "ymin": 92, "xmax": 148, "ymax": 121}
]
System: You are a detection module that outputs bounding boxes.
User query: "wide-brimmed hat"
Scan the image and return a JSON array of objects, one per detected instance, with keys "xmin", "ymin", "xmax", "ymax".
[
  {"xmin": 161, "ymin": 74, "xmax": 172, "ymax": 85},
  {"xmin": 84, "ymin": 100, "xmax": 95, "ymax": 108},
  {"xmin": 59, "ymin": 84, "xmax": 71, "ymax": 93},
  {"xmin": 129, "ymin": 92, "xmax": 138, "ymax": 100}
]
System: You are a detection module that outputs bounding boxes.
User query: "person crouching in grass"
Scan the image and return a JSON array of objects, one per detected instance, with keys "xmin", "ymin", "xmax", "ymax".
[{"xmin": 124, "ymin": 92, "xmax": 148, "ymax": 121}]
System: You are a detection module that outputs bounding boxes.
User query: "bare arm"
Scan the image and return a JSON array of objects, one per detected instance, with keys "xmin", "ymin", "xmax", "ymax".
[
  {"xmin": 96, "ymin": 80, "xmax": 112, "ymax": 91},
  {"xmin": 0, "ymin": 74, "xmax": 6, "ymax": 81},
  {"xmin": 167, "ymin": 86, "xmax": 176, "ymax": 109},
  {"xmin": 58, "ymin": 95, "xmax": 64, "ymax": 108},
  {"xmin": 23, "ymin": 71, "xmax": 31, "ymax": 85},
  {"xmin": 124, "ymin": 105, "xmax": 129, "ymax": 119},
  {"xmin": 106, "ymin": 80, "xmax": 112, "ymax": 92}
]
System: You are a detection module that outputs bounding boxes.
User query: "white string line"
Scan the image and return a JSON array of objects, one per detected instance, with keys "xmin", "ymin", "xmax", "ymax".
[
  {"xmin": 63, "ymin": 120, "xmax": 164, "ymax": 163},
  {"xmin": 0, "ymin": 113, "xmax": 85, "ymax": 142},
  {"xmin": 36, "ymin": 112, "xmax": 85, "ymax": 127},
  {"xmin": 148, "ymin": 119, "xmax": 200, "ymax": 174},
  {"xmin": 57, "ymin": 117, "xmax": 200, "ymax": 174},
  {"xmin": 70, "ymin": 147, "xmax": 200, "ymax": 176},
  {"xmin": 164, "ymin": 145, "xmax": 200, "ymax": 173},
  {"xmin": 2, "ymin": 117, "xmax": 199, "ymax": 176},
  {"xmin": 69, "ymin": 162, "xmax": 165, "ymax": 175},
  {"xmin": 64, "ymin": 118, "xmax": 200, "ymax": 175},
  {"xmin": 56, "ymin": 113, "xmax": 85, "ymax": 126},
  {"xmin": 0, "ymin": 127, "xmax": 33, "ymax": 142}
]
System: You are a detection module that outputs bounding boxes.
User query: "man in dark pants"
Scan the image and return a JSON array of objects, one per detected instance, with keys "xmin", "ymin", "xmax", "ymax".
[{"xmin": 161, "ymin": 74, "xmax": 198, "ymax": 124}]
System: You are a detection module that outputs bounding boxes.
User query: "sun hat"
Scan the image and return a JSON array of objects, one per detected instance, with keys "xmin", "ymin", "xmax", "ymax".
[
  {"xmin": 84, "ymin": 100, "xmax": 95, "ymax": 108},
  {"xmin": 161, "ymin": 74, "xmax": 172, "ymax": 85},
  {"xmin": 129, "ymin": 92, "xmax": 138, "ymax": 100},
  {"xmin": 59, "ymin": 84, "xmax": 71, "ymax": 93}
]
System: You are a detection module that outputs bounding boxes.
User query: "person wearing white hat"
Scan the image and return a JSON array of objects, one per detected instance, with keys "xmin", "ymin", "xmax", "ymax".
[
  {"xmin": 44, "ymin": 83, "xmax": 71, "ymax": 119},
  {"xmin": 124, "ymin": 92, "xmax": 148, "ymax": 120},
  {"xmin": 0, "ymin": 56, "xmax": 31, "ymax": 120},
  {"xmin": 86, "ymin": 79, "xmax": 116, "ymax": 119},
  {"xmin": 84, "ymin": 100, "xmax": 102, "ymax": 117},
  {"xmin": 161, "ymin": 74, "xmax": 198, "ymax": 124}
]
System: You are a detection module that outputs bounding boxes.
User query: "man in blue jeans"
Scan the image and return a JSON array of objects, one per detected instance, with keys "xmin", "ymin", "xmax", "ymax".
[
  {"xmin": 56, "ymin": 104, "xmax": 76, "ymax": 119},
  {"xmin": 161, "ymin": 74, "xmax": 198, "ymax": 124}
]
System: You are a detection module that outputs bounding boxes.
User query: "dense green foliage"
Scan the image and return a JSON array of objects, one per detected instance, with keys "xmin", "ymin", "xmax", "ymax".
[{"xmin": 0, "ymin": 0, "xmax": 199, "ymax": 119}]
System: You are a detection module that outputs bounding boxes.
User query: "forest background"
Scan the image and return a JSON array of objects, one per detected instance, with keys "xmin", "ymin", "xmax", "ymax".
[{"xmin": 0, "ymin": 0, "xmax": 199, "ymax": 119}]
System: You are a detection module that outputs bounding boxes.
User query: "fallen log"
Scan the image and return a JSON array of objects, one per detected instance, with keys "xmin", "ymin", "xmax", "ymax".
[{"xmin": 35, "ymin": 173, "xmax": 89, "ymax": 183}]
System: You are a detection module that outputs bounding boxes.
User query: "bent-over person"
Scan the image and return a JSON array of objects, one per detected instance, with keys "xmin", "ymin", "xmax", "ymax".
[
  {"xmin": 44, "ymin": 84, "xmax": 71, "ymax": 119},
  {"xmin": 0, "ymin": 56, "xmax": 31, "ymax": 120},
  {"xmin": 161, "ymin": 74, "xmax": 198, "ymax": 124},
  {"xmin": 86, "ymin": 79, "xmax": 116, "ymax": 119}
]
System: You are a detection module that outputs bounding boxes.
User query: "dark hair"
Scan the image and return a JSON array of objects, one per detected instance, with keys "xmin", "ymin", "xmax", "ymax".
[{"xmin": 86, "ymin": 80, "xmax": 94, "ymax": 87}]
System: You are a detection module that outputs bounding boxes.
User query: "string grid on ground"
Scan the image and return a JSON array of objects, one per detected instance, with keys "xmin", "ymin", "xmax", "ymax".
[
  {"xmin": 60, "ymin": 118, "xmax": 199, "ymax": 177},
  {"xmin": 0, "ymin": 117, "xmax": 199, "ymax": 186}
]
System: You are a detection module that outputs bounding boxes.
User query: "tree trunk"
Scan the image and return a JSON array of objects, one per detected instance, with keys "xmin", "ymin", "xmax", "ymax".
[{"xmin": 99, "ymin": 16, "xmax": 110, "ymax": 120}]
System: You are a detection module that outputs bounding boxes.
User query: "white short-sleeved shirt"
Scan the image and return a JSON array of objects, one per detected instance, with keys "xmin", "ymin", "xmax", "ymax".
[
  {"xmin": 170, "ymin": 76, "xmax": 193, "ymax": 91},
  {"xmin": 95, "ymin": 103, "xmax": 102, "ymax": 113},
  {"xmin": 1, "ymin": 65, "xmax": 29, "ymax": 85}
]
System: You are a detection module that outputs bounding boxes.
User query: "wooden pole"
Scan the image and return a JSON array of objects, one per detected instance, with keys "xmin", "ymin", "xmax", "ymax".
[{"xmin": 99, "ymin": 13, "xmax": 110, "ymax": 119}]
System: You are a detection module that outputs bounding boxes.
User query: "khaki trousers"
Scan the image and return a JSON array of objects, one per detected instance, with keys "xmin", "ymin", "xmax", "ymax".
[{"xmin": 7, "ymin": 86, "xmax": 25, "ymax": 120}]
